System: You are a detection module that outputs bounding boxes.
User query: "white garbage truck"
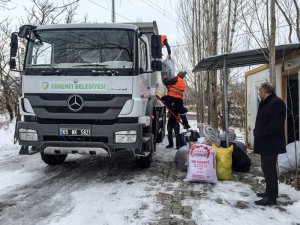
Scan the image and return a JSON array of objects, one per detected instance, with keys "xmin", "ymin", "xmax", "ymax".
[{"xmin": 9, "ymin": 21, "xmax": 167, "ymax": 167}]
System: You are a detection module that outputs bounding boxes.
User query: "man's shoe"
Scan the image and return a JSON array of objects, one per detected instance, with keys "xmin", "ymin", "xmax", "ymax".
[
  {"xmin": 256, "ymin": 192, "xmax": 266, "ymax": 198},
  {"xmin": 166, "ymin": 145, "xmax": 173, "ymax": 148},
  {"xmin": 254, "ymin": 197, "xmax": 277, "ymax": 206},
  {"xmin": 256, "ymin": 192, "xmax": 278, "ymax": 198},
  {"xmin": 176, "ymin": 146, "xmax": 180, "ymax": 149}
]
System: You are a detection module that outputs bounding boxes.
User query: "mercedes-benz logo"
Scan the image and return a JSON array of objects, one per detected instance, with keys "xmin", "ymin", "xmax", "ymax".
[{"xmin": 67, "ymin": 95, "xmax": 83, "ymax": 112}]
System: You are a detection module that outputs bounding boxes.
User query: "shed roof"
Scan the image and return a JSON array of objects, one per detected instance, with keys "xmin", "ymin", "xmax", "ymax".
[{"xmin": 193, "ymin": 43, "xmax": 300, "ymax": 72}]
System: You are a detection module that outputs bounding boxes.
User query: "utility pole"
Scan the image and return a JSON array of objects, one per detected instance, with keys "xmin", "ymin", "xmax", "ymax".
[{"xmin": 112, "ymin": 0, "xmax": 116, "ymax": 23}]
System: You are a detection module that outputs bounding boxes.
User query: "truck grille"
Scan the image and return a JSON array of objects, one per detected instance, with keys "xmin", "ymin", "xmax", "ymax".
[
  {"xmin": 45, "ymin": 106, "xmax": 107, "ymax": 114},
  {"xmin": 25, "ymin": 93, "xmax": 131, "ymax": 120},
  {"xmin": 38, "ymin": 94, "xmax": 116, "ymax": 101},
  {"xmin": 43, "ymin": 135, "xmax": 109, "ymax": 143}
]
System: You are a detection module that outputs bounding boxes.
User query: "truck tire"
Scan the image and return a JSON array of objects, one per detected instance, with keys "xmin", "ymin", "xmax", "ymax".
[
  {"xmin": 136, "ymin": 134, "xmax": 154, "ymax": 168},
  {"xmin": 41, "ymin": 152, "xmax": 67, "ymax": 165},
  {"xmin": 136, "ymin": 154, "xmax": 152, "ymax": 168}
]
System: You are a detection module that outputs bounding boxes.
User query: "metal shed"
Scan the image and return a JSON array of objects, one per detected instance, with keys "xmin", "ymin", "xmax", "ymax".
[{"xmin": 193, "ymin": 43, "xmax": 300, "ymax": 146}]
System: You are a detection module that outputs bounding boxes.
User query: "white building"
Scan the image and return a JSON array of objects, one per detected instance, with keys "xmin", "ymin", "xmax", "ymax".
[{"xmin": 245, "ymin": 51, "xmax": 300, "ymax": 149}]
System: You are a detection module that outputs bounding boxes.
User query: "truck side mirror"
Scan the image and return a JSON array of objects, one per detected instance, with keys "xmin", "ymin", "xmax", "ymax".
[
  {"xmin": 151, "ymin": 60, "xmax": 162, "ymax": 71},
  {"xmin": 10, "ymin": 32, "xmax": 18, "ymax": 70},
  {"xmin": 151, "ymin": 35, "xmax": 162, "ymax": 59},
  {"xmin": 18, "ymin": 25, "xmax": 32, "ymax": 38},
  {"xmin": 10, "ymin": 32, "xmax": 18, "ymax": 58}
]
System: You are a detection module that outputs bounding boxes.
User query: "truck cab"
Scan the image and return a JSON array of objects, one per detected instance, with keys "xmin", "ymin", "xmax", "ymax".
[{"xmin": 10, "ymin": 22, "xmax": 166, "ymax": 168}]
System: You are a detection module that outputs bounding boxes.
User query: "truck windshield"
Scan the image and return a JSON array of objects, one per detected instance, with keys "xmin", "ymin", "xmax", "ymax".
[{"xmin": 26, "ymin": 29, "xmax": 135, "ymax": 69}]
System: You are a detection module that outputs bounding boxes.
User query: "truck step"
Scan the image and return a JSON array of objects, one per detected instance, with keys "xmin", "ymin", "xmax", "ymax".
[
  {"xmin": 136, "ymin": 152, "xmax": 150, "ymax": 157},
  {"xmin": 44, "ymin": 147, "xmax": 110, "ymax": 156}
]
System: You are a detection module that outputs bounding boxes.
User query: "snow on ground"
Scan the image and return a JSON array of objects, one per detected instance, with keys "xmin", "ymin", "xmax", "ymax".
[
  {"xmin": 0, "ymin": 119, "xmax": 162, "ymax": 225},
  {"xmin": 0, "ymin": 169, "xmax": 42, "ymax": 195},
  {"xmin": 182, "ymin": 181, "xmax": 300, "ymax": 225},
  {"xmin": 0, "ymin": 118, "xmax": 19, "ymax": 159},
  {"xmin": 49, "ymin": 177, "xmax": 162, "ymax": 225},
  {"xmin": 1, "ymin": 118, "xmax": 300, "ymax": 225},
  {"xmin": 0, "ymin": 119, "xmax": 43, "ymax": 196}
]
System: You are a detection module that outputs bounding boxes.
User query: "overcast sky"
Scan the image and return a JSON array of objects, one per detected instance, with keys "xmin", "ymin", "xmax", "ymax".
[{"xmin": 2, "ymin": 0, "xmax": 180, "ymax": 45}]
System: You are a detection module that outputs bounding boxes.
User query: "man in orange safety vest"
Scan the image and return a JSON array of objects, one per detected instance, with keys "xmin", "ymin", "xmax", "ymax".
[{"xmin": 161, "ymin": 71, "xmax": 190, "ymax": 130}]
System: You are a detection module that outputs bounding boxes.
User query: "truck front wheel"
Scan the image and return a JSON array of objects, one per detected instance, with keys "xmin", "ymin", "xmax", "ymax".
[
  {"xmin": 41, "ymin": 152, "xmax": 67, "ymax": 165},
  {"xmin": 136, "ymin": 134, "xmax": 154, "ymax": 168},
  {"xmin": 136, "ymin": 154, "xmax": 152, "ymax": 168}
]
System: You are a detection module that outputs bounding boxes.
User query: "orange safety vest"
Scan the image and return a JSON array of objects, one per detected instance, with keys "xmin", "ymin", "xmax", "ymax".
[{"xmin": 167, "ymin": 76, "xmax": 186, "ymax": 99}]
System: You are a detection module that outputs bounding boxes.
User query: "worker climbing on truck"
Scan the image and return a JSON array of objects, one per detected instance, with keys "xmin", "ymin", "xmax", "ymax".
[
  {"xmin": 158, "ymin": 35, "xmax": 190, "ymax": 131},
  {"xmin": 161, "ymin": 71, "xmax": 190, "ymax": 130}
]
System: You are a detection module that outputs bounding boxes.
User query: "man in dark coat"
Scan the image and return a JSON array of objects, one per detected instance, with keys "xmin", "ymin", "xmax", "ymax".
[{"xmin": 253, "ymin": 82, "xmax": 286, "ymax": 206}]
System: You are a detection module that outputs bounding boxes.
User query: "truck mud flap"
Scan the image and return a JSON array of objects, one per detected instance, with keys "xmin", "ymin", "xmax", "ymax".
[{"xmin": 19, "ymin": 146, "xmax": 39, "ymax": 155}]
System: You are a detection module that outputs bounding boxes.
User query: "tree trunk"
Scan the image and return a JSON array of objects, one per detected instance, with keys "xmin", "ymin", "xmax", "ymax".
[
  {"xmin": 269, "ymin": 0, "xmax": 276, "ymax": 88},
  {"xmin": 5, "ymin": 103, "xmax": 14, "ymax": 121}
]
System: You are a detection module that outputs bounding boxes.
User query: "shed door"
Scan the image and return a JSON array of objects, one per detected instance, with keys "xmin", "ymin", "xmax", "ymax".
[{"xmin": 247, "ymin": 81, "xmax": 264, "ymax": 147}]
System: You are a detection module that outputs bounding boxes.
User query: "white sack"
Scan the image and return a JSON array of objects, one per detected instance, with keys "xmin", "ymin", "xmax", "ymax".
[
  {"xmin": 185, "ymin": 143, "xmax": 218, "ymax": 184},
  {"xmin": 175, "ymin": 145, "xmax": 188, "ymax": 171},
  {"xmin": 278, "ymin": 141, "xmax": 300, "ymax": 175}
]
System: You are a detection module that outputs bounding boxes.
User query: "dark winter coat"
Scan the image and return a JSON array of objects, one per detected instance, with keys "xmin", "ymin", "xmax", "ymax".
[{"xmin": 253, "ymin": 94, "xmax": 286, "ymax": 155}]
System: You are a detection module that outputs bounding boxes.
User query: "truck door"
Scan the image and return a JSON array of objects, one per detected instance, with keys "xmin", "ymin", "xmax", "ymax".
[{"xmin": 139, "ymin": 36, "xmax": 150, "ymax": 98}]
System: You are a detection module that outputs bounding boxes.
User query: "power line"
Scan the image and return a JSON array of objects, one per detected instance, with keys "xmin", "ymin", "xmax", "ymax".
[
  {"xmin": 146, "ymin": 0, "xmax": 177, "ymax": 19},
  {"xmin": 170, "ymin": 23, "xmax": 298, "ymax": 48},
  {"xmin": 140, "ymin": 0, "xmax": 177, "ymax": 23},
  {"xmin": 112, "ymin": 0, "xmax": 115, "ymax": 23},
  {"xmin": 87, "ymin": 0, "xmax": 134, "ymax": 22}
]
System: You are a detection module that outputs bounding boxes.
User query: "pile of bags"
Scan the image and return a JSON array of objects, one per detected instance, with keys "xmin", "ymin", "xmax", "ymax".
[{"xmin": 175, "ymin": 124, "xmax": 251, "ymax": 184}]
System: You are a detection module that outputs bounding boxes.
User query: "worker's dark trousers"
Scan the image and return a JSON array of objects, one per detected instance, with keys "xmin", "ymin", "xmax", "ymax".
[
  {"xmin": 161, "ymin": 95, "xmax": 189, "ymax": 128},
  {"xmin": 261, "ymin": 154, "xmax": 279, "ymax": 201},
  {"xmin": 167, "ymin": 117, "xmax": 180, "ymax": 147}
]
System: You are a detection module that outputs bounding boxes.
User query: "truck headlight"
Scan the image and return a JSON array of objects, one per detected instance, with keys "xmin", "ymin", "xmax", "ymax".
[
  {"xmin": 114, "ymin": 130, "xmax": 137, "ymax": 143},
  {"xmin": 19, "ymin": 128, "xmax": 38, "ymax": 141}
]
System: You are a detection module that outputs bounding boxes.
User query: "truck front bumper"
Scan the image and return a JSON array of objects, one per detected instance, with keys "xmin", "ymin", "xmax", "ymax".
[{"xmin": 17, "ymin": 122, "xmax": 145, "ymax": 151}]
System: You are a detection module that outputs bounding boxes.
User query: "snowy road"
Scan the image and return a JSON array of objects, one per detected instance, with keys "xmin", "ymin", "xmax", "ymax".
[
  {"xmin": 1, "ymin": 121, "xmax": 300, "ymax": 225},
  {"xmin": 0, "ymin": 148, "xmax": 164, "ymax": 225}
]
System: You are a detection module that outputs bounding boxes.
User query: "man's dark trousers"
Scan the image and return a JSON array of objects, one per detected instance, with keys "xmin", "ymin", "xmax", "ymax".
[
  {"xmin": 261, "ymin": 154, "xmax": 278, "ymax": 201},
  {"xmin": 161, "ymin": 95, "xmax": 189, "ymax": 128},
  {"xmin": 167, "ymin": 116, "xmax": 180, "ymax": 148}
]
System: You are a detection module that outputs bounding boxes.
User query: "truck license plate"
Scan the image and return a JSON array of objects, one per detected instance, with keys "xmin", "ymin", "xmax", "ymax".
[{"xmin": 59, "ymin": 128, "xmax": 90, "ymax": 136}]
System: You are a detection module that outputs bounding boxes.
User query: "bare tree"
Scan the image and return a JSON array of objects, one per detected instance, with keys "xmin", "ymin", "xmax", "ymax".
[
  {"xmin": 275, "ymin": 0, "xmax": 300, "ymax": 43},
  {"xmin": 240, "ymin": 0, "xmax": 300, "ymax": 87},
  {"xmin": 0, "ymin": 19, "xmax": 21, "ymax": 121},
  {"xmin": 210, "ymin": 0, "xmax": 219, "ymax": 129},
  {"xmin": 23, "ymin": 0, "xmax": 79, "ymax": 25},
  {"xmin": 0, "ymin": 0, "xmax": 11, "ymax": 9},
  {"xmin": 175, "ymin": 0, "xmax": 244, "ymax": 130},
  {"xmin": 269, "ymin": 0, "xmax": 276, "ymax": 87},
  {"xmin": 64, "ymin": 1, "xmax": 79, "ymax": 24},
  {"xmin": 176, "ymin": 0, "xmax": 206, "ymax": 123},
  {"xmin": 0, "ymin": 0, "xmax": 80, "ymax": 121}
]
